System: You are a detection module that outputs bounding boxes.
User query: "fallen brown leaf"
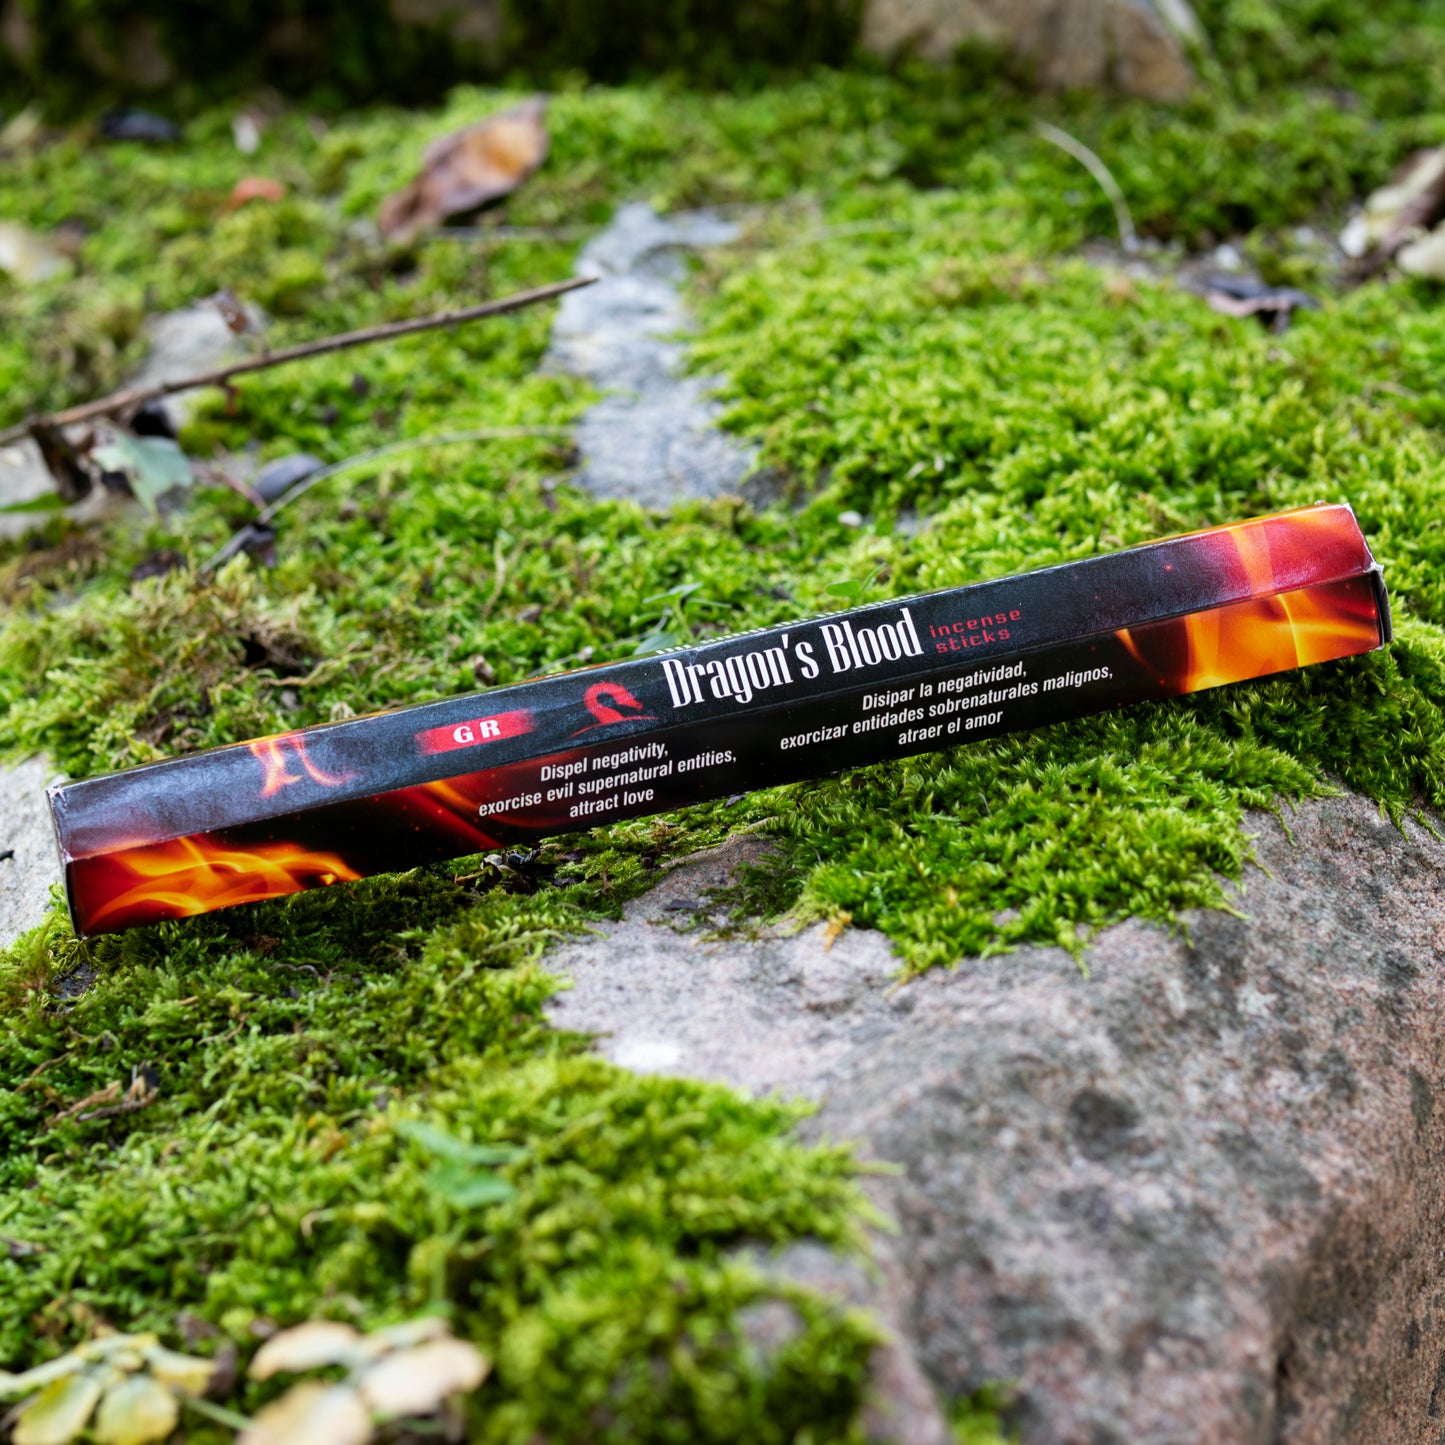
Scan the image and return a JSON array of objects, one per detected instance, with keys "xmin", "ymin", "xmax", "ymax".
[
  {"xmin": 249, "ymin": 1321, "xmax": 363, "ymax": 1381},
  {"xmin": 1397, "ymin": 225, "xmax": 1445, "ymax": 279},
  {"xmin": 378, "ymin": 98, "xmax": 548, "ymax": 244},
  {"xmin": 0, "ymin": 222, "xmax": 67, "ymax": 285},
  {"xmin": 224, "ymin": 176, "xmax": 286, "ymax": 213},
  {"xmin": 236, "ymin": 1383, "xmax": 370, "ymax": 1445},
  {"xmin": 1342, "ymin": 146, "xmax": 1445, "ymax": 276},
  {"xmin": 91, "ymin": 1374, "xmax": 178, "ymax": 1445},
  {"xmin": 358, "ymin": 1338, "xmax": 488, "ymax": 1419}
]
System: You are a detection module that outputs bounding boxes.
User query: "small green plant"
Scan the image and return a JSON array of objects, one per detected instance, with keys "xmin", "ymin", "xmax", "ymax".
[
  {"xmin": 630, "ymin": 582, "xmax": 730, "ymax": 655},
  {"xmin": 393, "ymin": 1120, "xmax": 523, "ymax": 1209},
  {"xmin": 0, "ymin": 1334, "xmax": 217, "ymax": 1445},
  {"xmin": 821, "ymin": 562, "xmax": 887, "ymax": 608}
]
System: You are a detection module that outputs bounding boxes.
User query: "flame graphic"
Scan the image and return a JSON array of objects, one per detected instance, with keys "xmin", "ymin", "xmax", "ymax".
[
  {"xmin": 1156, "ymin": 505, "xmax": 1372, "ymax": 595},
  {"xmin": 74, "ymin": 835, "xmax": 362, "ymax": 932},
  {"xmin": 249, "ymin": 735, "xmax": 356, "ymax": 798},
  {"xmin": 1117, "ymin": 579, "xmax": 1380, "ymax": 691}
]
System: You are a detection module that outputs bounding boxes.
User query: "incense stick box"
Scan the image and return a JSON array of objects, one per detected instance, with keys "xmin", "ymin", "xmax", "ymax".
[{"xmin": 50, "ymin": 503, "xmax": 1390, "ymax": 937}]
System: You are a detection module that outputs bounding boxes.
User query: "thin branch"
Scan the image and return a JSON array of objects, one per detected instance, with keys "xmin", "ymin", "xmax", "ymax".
[
  {"xmin": 76, "ymin": 1094, "xmax": 158, "ymax": 1123},
  {"xmin": 0, "ymin": 277, "xmax": 594, "ymax": 448},
  {"xmin": 1035, "ymin": 121, "xmax": 1138, "ymax": 255},
  {"xmin": 197, "ymin": 425, "xmax": 572, "ymax": 576}
]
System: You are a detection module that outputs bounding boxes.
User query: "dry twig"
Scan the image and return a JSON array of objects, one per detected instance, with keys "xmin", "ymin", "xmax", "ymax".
[
  {"xmin": 0, "ymin": 277, "xmax": 594, "ymax": 449},
  {"xmin": 1035, "ymin": 121, "xmax": 1138, "ymax": 254}
]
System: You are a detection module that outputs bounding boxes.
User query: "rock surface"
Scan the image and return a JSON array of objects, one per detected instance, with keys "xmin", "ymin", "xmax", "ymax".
[
  {"xmin": 124, "ymin": 302, "xmax": 262, "ymax": 434},
  {"xmin": 0, "ymin": 758, "xmax": 62, "ymax": 947},
  {"xmin": 548, "ymin": 792, "xmax": 1445, "ymax": 1443},
  {"xmin": 546, "ymin": 203, "xmax": 771, "ymax": 508},
  {"xmin": 0, "ymin": 441, "xmax": 64, "ymax": 542},
  {"xmin": 860, "ymin": 0, "xmax": 1201, "ymax": 101}
]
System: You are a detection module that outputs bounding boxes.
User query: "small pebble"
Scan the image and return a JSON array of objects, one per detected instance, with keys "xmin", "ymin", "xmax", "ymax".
[
  {"xmin": 253, "ymin": 453, "xmax": 325, "ymax": 504},
  {"xmin": 99, "ymin": 109, "xmax": 181, "ymax": 144},
  {"xmin": 837, "ymin": 509, "xmax": 864, "ymax": 528},
  {"xmin": 232, "ymin": 112, "xmax": 261, "ymax": 155}
]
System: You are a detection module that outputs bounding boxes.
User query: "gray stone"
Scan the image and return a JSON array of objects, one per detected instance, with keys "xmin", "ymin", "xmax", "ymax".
[
  {"xmin": 0, "ymin": 441, "xmax": 62, "ymax": 542},
  {"xmin": 545, "ymin": 203, "xmax": 772, "ymax": 508},
  {"xmin": 0, "ymin": 437, "xmax": 122, "ymax": 542},
  {"xmin": 0, "ymin": 758, "xmax": 62, "ymax": 947},
  {"xmin": 125, "ymin": 303, "xmax": 263, "ymax": 434},
  {"xmin": 548, "ymin": 832, "xmax": 913, "ymax": 1100},
  {"xmin": 861, "ymin": 0, "xmax": 1202, "ymax": 101},
  {"xmin": 547, "ymin": 793, "xmax": 1445, "ymax": 1442}
]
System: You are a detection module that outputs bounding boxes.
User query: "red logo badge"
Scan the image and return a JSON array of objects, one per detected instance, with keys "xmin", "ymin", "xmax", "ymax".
[{"xmin": 415, "ymin": 709, "xmax": 533, "ymax": 756}]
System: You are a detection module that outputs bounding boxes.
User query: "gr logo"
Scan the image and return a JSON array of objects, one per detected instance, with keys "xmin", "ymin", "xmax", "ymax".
[
  {"xmin": 453, "ymin": 720, "xmax": 497, "ymax": 744},
  {"xmin": 415, "ymin": 708, "xmax": 532, "ymax": 756}
]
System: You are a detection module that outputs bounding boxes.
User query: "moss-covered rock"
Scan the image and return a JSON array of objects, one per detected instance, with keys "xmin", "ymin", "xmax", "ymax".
[{"xmin": 2, "ymin": 4, "xmax": 1445, "ymax": 1438}]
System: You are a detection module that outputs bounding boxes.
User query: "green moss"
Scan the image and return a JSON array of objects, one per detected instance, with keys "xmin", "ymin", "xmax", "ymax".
[
  {"xmin": 950, "ymin": 1385, "xmax": 1019, "ymax": 1443},
  {"xmin": 0, "ymin": 883, "xmax": 877, "ymax": 1440},
  {"xmin": 4, "ymin": 5, "xmax": 1445, "ymax": 1429}
]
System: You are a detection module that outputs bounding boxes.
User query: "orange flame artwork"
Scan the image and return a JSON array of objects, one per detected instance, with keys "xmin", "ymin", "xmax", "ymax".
[
  {"xmin": 249, "ymin": 734, "xmax": 355, "ymax": 799},
  {"xmin": 71, "ymin": 835, "xmax": 362, "ymax": 933},
  {"xmin": 1117, "ymin": 578, "xmax": 1381, "ymax": 693}
]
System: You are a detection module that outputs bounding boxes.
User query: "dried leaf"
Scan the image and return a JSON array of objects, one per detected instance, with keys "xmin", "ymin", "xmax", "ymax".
[
  {"xmin": 0, "ymin": 104, "xmax": 45, "ymax": 155},
  {"xmin": 349, "ymin": 1318, "xmax": 450, "ymax": 1363},
  {"xmin": 13, "ymin": 1370, "xmax": 104, "ymax": 1445},
  {"xmin": 1397, "ymin": 225, "xmax": 1445, "ymax": 280},
  {"xmin": 92, "ymin": 1375, "xmax": 178, "ymax": 1445},
  {"xmin": 0, "ymin": 1352, "xmax": 90, "ymax": 1400},
  {"xmin": 91, "ymin": 434, "xmax": 194, "ymax": 516},
  {"xmin": 237, "ymin": 1383, "xmax": 371, "ymax": 1445},
  {"xmin": 79, "ymin": 1335, "xmax": 158, "ymax": 1363},
  {"xmin": 1341, "ymin": 147, "xmax": 1445, "ymax": 264},
  {"xmin": 1201, "ymin": 275, "xmax": 1318, "ymax": 332},
  {"xmin": 358, "ymin": 1339, "xmax": 489, "ymax": 1419},
  {"xmin": 249, "ymin": 1321, "xmax": 363, "ymax": 1380},
  {"xmin": 378, "ymin": 98, "xmax": 548, "ymax": 243},
  {"xmin": 225, "ymin": 177, "xmax": 287, "ymax": 214},
  {"xmin": 143, "ymin": 1344, "xmax": 216, "ymax": 1396},
  {"xmin": 0, "ymin": 221, "xmax": 67, "ymax": 285},
  {"xmin": 207, "ymin": 287, "xmax": 258, "ymax": 337}
]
